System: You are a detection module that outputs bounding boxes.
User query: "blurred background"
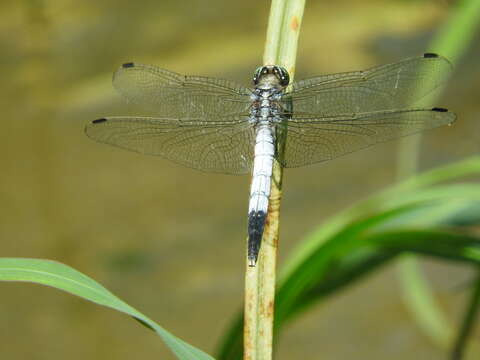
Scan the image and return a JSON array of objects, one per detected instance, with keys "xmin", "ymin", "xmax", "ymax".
[{"xmin": 0, "ymin": 0, "xmax": 479, "ymax": 359}]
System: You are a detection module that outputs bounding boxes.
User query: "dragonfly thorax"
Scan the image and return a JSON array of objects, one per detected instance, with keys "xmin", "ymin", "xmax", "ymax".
[{"xmin": 250, "ymin": 87, "xmax": 285, "ymax": 124}]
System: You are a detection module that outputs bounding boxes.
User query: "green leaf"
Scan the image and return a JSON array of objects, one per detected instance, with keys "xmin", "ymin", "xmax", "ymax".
[
  {"xmin": 451, "ymin": 268, "xmax": 480, "ymax": 359},
  {"xmin": 281, "ymin": 160, "xmax": 480, "ymax": 279},
  {"xmin": 216, "ymin": 161, "xmax": 480, "ymax": 359},
  {"xmin": 283, "ymin": 229, "xmax": 480, "ymax": 334},
  {"xmin": 217, "ymin": 225, "xmax": 480, "ymax": 359},
  {"xmin": 0, "ymin": 258, "xmax": 214, "ymax": 360}
]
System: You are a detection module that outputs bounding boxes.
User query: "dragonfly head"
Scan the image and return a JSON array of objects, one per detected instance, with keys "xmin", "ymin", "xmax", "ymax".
[{"xmin": 253, "ymin": 65, "xmax": 290, "ymax": 89}]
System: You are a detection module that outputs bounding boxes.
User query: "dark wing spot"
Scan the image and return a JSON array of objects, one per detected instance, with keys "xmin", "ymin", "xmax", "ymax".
[
  {"xmin": 423, "ymin": 53, "xmax": 439, "ymax": 58},
  {"xmin": 92, "ymin": 118, "xmax": 108, "ymax": 124},
  {"xmin": 432, "ymin": 107, "xmax": 448, "ymax": 112},
  {"xmin": 122, "ymin": 62, "xmax": 135, "ymax": 68}
]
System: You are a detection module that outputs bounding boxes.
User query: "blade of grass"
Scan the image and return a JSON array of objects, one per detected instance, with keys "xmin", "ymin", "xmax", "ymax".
[
  {"xmin": 0, "ymin": 258, "xmax": 213, "ymax": 360},
  {"xmin": 451, "ymin": 269, "xmax": 480, "ymax": 360},
  {"xmin": 398, "ymin": 256, "xmax": 454, "ymax": 346},
  {"xmin": 429, "ymin": 0, "xmax": 480, "ymax": 64},
  {"xmin": 275, "ymin": 204, "xmax": 422, "ymax": 324},
  {"xmin": 281, "ymin": 157, "xmax": 480, "ymax": 280},
  {"xmin": 218, "ymin": 197, "xmax": 480, "ymax": 359},
  {"xmin": 274, "ymin": 199, "xmax": 480, "ymax": 323},
  {"xmin": 218, "ymin": 172, "xmax": 480, "ymax": 358},
  {"xmin": 396, "ymin": 0, "xmax": 480, "ymax": 180},
  {"xmin": 395, "ymin": 0, "xmax": 480, "ymax": 350},
  {"xmin": 244, "ymin": 1, "xmax": 305, "ymax": 359},
  {"xmin": 275, "ymin": 184, "xmax": 480, "ymax": 324},
  {"xmin": 285, "ymin": 229, "xmax": 480, "ymax": 321}
]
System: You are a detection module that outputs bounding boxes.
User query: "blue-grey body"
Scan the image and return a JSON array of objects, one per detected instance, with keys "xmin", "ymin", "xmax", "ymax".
[
  {"xmin": 247, "ymin": 66, "xmax": 290, "ymax": 265},
  {"xmin": 86, "ymin": 54, "xmax": 456, "ymax": 266}
]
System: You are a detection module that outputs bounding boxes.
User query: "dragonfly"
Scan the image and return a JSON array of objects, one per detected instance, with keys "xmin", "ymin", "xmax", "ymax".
[{"xmin": 86, "ymin": 53, "xmax": 455, "ymax": 266}]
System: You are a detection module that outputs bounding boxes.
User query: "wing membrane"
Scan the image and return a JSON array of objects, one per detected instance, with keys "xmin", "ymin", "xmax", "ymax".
[
  {"xmin": 113, "ymin": 63, "xmax": 252, "ymax": 120},
  {"xmin": 90, "ymin": 57, "xmax": 455, "ymax": 173},
  {"xmin": 287, "ymin": 55, "xmax": 453, "ymax": 115},
  {"xmin": 86, "ymin": 116, "xmax": 255, "ymax": 174},
  {"xmin": 282, "ymin": 108, "xmax": 456, "ymax": 168}
]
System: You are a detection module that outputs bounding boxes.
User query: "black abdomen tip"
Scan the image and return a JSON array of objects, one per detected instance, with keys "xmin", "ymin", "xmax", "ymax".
[
  {"xmin": 247, "ymin": 210, "xmax": 267, "ymax": 266},
  {"xmin": 122, "ymin": 62, "xmax": 135, "ymax": 68},
  {"xmin": 432, "ymin": 107, "xmax": 448, "ymax": 112},
  {"xmin": 92, "ymin": 118, "xmax": 107, "ymax": 124},
  {"xmin": 423, "ymin": 53, "xmax": 439, "ymax": 58}
]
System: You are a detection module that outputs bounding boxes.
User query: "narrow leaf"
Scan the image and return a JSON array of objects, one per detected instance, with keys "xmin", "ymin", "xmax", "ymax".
[{"xmin": 0, "ymin": 258, "xmax": 214, "ymax": 360}]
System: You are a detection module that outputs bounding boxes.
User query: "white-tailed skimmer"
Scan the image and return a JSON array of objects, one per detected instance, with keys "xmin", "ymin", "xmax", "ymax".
[{"xmin": 86, "ymin": 53, "xmax": 456, "ymax": 266}]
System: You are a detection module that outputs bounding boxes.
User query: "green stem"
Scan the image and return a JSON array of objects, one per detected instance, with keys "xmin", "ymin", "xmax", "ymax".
[
  {"xmin": 243, "ymin": 1, "xmax": 305, "ymax": 359},
  {"xmin": 396, "ymin": 0, "xmax": 480, "ymax": 350},
  {"xmin": 451, "ymin": 269, "xmax": 480, "ymax": 360},
  {"xmin": 397, "ymin": 256, "xmax": 452, "ymax": 345}
]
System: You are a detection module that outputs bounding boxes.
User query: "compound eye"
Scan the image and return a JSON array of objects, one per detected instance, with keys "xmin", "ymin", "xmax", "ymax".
[
  {"xmin": 273, "ymin": 68, "xmax": 281, "ymax": 78},
  {"xmin": 278, "ymin": 67, "xmax": 290, "ymax": 86},
  {"xmin": 253, "ymin": 67, "xmax": 263, "ymax": 84}
]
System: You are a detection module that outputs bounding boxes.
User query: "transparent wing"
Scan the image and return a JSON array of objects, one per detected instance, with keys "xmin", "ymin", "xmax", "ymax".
[
  {"xmin": 113, "ymin": 62, "xmax": 252, "ymax": 120},
  {"xmin": 85, "ymin": 116, "xmax": 255, "ymax": 174},
  {"xmin": 286, "ymin": 54, "xmax": 453, "ymax": 114},
  {"xmin": 282, "ymin": 108, "xmax": 456, "ymax": 168}
]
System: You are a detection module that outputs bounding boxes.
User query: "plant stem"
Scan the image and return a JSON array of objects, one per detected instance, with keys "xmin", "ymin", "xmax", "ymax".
[
  {"xmin": 397, "ymin": 256, "xmax": 452, "ymax": 345},
  {"xmin": 395, "ymin": 0, "xmax": 480, "ymax": 350},
  {"xmin": 244, "ymin": 1, "xmax": 305, "ymax": 359},
  {"xmin": 451, "ymin": 269, "xmax": 480, "ymax": 360}
]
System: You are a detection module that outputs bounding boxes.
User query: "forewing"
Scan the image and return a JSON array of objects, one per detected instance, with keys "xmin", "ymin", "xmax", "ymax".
[
  {"xmin": 85, "ymin": 117, "xmax": 255, "ymax": 175},
  {"xmin": 113, "ymin": 63, "xmax": 252, "ymax": 120},
  {"xmin": 286, "ymin": 54, "xmax": 453, "ymax": 114},
  {"xmin": 282, "ymin": 108, "xmax": 456, "ymax": 168}
]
